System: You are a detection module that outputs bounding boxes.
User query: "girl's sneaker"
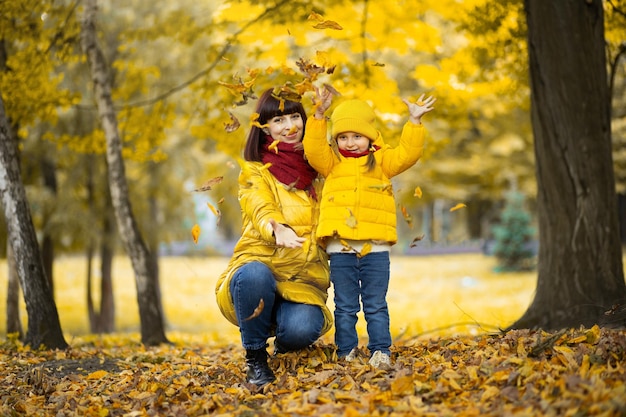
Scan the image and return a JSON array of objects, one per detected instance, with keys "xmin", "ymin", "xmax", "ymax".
[
  {"xmin": 344, "ymin": 348, "xmax": 358, "ymax": 362},
  {"xmin": 369, "ymin": 351, "xmax": 391, "ymax": 369}
]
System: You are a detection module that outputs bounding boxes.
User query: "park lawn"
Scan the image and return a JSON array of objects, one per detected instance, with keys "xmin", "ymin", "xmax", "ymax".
[{"xmin": 0, "ymin": 253, "xmax": 536, "ymax": 343}]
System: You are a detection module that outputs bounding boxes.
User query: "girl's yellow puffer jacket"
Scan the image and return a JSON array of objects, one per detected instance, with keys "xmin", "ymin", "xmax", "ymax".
[
  {"xmin": 303, "ymin": 117, "xmax": 425, "ymax": 245},
  {"xmin": 215, "ymin": 162, "xmax": 333, "ymax": 335}
]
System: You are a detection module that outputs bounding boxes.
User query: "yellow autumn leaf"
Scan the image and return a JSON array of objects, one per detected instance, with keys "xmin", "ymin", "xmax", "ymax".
[
  {"xmin": 450, "ymin": 203, "xmax": 467, "ymax": 212},
  {"xmin": 480, "ymin": 385, "xmax": 500, "ymax": 402},
  {"xmin": 313, "ymin": 20, "xmax": 343, "ymax": 30},
  {"xmin": 390, "ymin": 375, "xmax": 414, "ymax": 396},
  {"xmin": 268, "ymin": 139, "xmax": 280, "ymax": 154},
  {"xmin": 86, "ymin": 370, "xmax": 108, "ymax": 380},
  {"xmin": 359, "ymin": 242, "xmax": 372, "ymax": 258},
  {"xmin": 307, "ymin": 12, "xmax": 324, "ymax": 22},
  {"xmin": 414, "ymin": 186, "xmax": 423, "ymax": 198},
  {"xmin": 191, "ymin": 224, "xmax": 200, "ymax": 244},
  {"xmin": 401, "ymin": 205, "xmax": 414, "ymax": 229},
  {"xmin": 345, "ymin": 209, "xmax": 358, "ymax": 228},
  {"xmin": 207, "ymin": 202, "xmax": 220, "ymax": 217},
  {"xmin": 250, "ymin": 112, "xmax": 268, "ymax": 129},
  {"xmin": 339, "ymin": 239, "xmax": 352, "ymax": 251}
]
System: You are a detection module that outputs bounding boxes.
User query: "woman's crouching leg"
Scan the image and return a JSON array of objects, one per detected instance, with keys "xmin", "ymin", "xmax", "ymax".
[{"xmin": 274, "ymin": 301, "xmax": 324, "ymax": 351}]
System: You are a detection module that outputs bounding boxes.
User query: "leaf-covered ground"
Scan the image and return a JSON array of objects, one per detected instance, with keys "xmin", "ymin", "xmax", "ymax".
[{"xmin": 1, "ymin": 326, "xmax": 624, "ymax": 416}]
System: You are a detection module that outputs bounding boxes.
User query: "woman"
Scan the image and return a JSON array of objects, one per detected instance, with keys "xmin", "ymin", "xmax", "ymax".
[{"xmin": 215, "ymin": 88, "xmax": 333, "ymax": 388}]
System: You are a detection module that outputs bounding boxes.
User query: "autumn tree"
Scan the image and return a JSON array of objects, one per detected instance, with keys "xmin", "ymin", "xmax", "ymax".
[
  {"xmin": 0, "ymin": 94, "xmax": 67, "ymax": 349},
  {"xmin": 80, "ymin": 0, "xmax": 168, "ymax": 345},
  {"xmin": 510, "ymin": 0, "xmax": 626, "ymax": 329}
]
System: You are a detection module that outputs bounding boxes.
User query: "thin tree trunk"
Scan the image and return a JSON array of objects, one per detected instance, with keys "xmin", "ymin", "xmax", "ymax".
[
  {"xmin": 80, "ymin": 0, "xmax": 168, "ymax": 345},
  {"xmin": 40, "ymin": 156, "xmax": 56, "ymax": 295},
  {"xmin": 6, "ymin": 242, "xmax": 23, "ymax": 338},
  {"xmin": 98, "ymin": 210, "xmax": 115, "ymax": 333},
  {"xmin": 512, "ymin": 0, "xmax": 626, "ymax": 329},
  {"xmin": 0, "ymin": 93, "xmax": 67, "ymax": 350}
]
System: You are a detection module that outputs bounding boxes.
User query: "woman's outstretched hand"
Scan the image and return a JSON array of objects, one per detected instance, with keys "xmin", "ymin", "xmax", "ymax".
[
  {"xmin": 269, "ymin": 219, "xmax": 306, "ymax": 248},
  {"xmin": 403, "ymin": 93, "xmax": 436, "ymax": 125},
  {"xmin": 313, "ymin": 86, "xmax": 336, "ymax": 120}
]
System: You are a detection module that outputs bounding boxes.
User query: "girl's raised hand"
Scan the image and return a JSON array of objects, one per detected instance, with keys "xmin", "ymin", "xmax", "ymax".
[{"xmin": 403, "ymin": 93, "xmax": 436, "ymax": 124}]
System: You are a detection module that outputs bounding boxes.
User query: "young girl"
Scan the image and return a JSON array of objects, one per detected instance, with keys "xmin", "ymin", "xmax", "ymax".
[{"xmin": 303, "ymin": 89, "xmax": 435, "ymax": 368}]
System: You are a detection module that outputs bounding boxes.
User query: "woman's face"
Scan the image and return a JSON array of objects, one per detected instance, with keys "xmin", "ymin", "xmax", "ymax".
[{"xmin": 265, "ymin": 113, "xmax": 304, "ymax": 143}]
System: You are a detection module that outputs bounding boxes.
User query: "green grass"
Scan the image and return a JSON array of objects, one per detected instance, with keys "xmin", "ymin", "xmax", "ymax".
[{"xmin": 0, "ymin": 254, "xmax": 537, "ymax": 344}]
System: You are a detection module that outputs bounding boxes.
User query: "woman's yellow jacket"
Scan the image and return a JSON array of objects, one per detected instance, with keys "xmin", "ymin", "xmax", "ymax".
[
  {"xmin": 303, "ymin": 117, "xmax": 425, "ymax": 246},
  {"xmin": 215, "ymin": 162, "xmax": 333, "ymax": 335}
]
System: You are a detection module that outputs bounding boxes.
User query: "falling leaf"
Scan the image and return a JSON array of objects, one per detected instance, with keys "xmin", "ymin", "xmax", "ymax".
[
  {"xmin": 296, "ymin": 58, "xmax": 325, "ymax": 79},
  {"xmin": 217, "ymin": 197, "xmax": 225, "ymax": 204},
  {"xmin": 345, "ymin": 209, "xmax": 358, "ymax": 228},
  {"xmin": 414, "ymin": 187, "xmax": 423, "ymax": 198},
  {"xmin": 283, "ymin": 177, "xmax": 300, "ymax": 192},
  {"xmin": 207, "ymin": 202, "xmax": 220, "ymax": 217},
  {"xmin": 191, "ymin": 224, "xmax": 200, "ymax": 244},
  {"xmin": 193, "ymin": 176, "xmax": 224, "ymax": 192},
  {"xmin": 223, "ymin": 112, "xmax": 240, "ymax": 133},
  {"xmin": 401, "ymin": 205, "xmax": 414, "ymax": 229},
  {"xmin": 244, "ymin": 298, "xmax": 264, "ymax": 321},
  {"xmin": 450, "ymin": 203, "xmax": 467, "ymax": 212},
  {"xmin": 324, "ymin": 83, "xmax": 341, "ymax": 97},
  {"xmin": 339, "ymin": 239, "xmax": 353, "ymax": 252},
  {"xmin": 313, "ymin": 20, "xmax": 343, "ymax": 30},
  {"xmin": 359, "ymin": 243, "xmax": 372, "ymax": 258},
  {"xmin": 268, "ymin": 139, "xmax": 280, "ymax": 154},
  {"xmin": 369, "ymin": 183, "xmax": 393, "ymax": 193},
  {"xmin": 409, "ymin": 234, "xmax": 425, "ymax": 247},
  {"xmin": 307, "ymin": 12, "xmax": 324, "ymax": 22},
  {"xmin": 250, "ymin": 112, "xmax": 269, "ymax": 129}
]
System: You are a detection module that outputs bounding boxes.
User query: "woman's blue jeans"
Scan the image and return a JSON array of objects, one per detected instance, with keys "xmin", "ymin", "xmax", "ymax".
[
  {"xmin": 229, "ymin": 261, "xmax": 324, "ymax": 351},
  {"xmin": 329, "ymin": 251, "xmax": 391, "ymax": 357}
]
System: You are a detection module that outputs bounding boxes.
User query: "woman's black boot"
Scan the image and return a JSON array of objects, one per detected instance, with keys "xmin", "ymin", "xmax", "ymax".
[{"xmin": 245, "ymin": 348, "xmax": 276, "ymax": 387}]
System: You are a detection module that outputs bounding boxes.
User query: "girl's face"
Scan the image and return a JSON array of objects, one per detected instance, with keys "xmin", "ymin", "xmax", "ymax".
[
  {"xmin": 336, "ymin": 132, "xmax": 370, "ymax": 153},
  {"xmin": 266, "ymin": 112, "xmax": 304, "ymax": 144}
]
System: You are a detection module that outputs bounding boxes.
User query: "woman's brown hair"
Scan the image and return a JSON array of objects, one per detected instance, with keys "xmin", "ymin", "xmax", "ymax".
[{"xmin": 243, "ymin": 89, "xmax": 308, "ymax": 162}]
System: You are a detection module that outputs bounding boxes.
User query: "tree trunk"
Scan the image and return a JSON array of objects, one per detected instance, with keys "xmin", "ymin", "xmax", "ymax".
[
  {"xmin": 512, "ymin": 0, "xmax": 626, "ymax": 329},
  {"xmin": 80, "ymin": 0, "xmax": 168, "ymax": 345},
  {"xmin": 86, "ymin": 156, "xmax": 116, "ymax": 334},
  {"xmin": 6, "ymin": 242, "xmax": 23, "ymax": 338},
  {"xmin": 40, "ymin": 156, "xmax": 56, "ymax": 295},
  {"xmin": 98, "ymin": 210, "xmax": 115, "ymax": 333},
  {"xmin": 0, "ymin": 94, "xmax": 67, "ymax": 350}
]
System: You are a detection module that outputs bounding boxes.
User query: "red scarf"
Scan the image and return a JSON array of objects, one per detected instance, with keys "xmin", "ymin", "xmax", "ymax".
[
  {"xmin": 338, "ymin": 144, "xmax": 381, "ymax": 158},
  {"xmin": 261, "ymin": 136, "xmax": 318, "ymax": 199}
]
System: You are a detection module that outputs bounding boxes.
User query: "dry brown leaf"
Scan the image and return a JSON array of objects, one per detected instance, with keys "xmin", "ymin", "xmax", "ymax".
[
  {"xmin": 193, "ymin": 176, "xmax": 224, "ymax": 192},
  {"xmin": 244, "ymin": 298, "xmax": 265, "ymax": 321}
]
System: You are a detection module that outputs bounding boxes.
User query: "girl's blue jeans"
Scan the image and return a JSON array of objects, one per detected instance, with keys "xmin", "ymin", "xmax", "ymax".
[
  {"xmin": 229, "ymin": 261, "xmax": 324, "ymax": 351},
  {"xmin": 329, "ymin": 251, "xmax": 392, "ymax": 357}
]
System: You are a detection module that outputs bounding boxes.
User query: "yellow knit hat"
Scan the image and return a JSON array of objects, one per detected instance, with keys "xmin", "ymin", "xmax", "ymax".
[{"xmin": 330, "ymin": 99, "xmax": 378, "ymax": 140}]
